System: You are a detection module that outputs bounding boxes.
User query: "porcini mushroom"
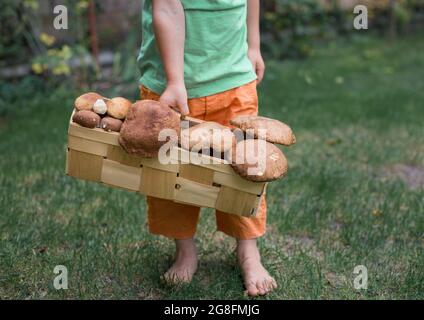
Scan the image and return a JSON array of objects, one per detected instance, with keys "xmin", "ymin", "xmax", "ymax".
[
  {"xmin": 180, "ymin": 122, "xmax": 235, "ymax": 154},
  {"xmin": 72, "ymin": 110, "xmax": 101, "ymax": 129},
  {"xmin": 231, "ymin": 139, "xmax": 288, "ymax": 182},
  {"xmin": 106, "ymin": 97, "xmax": 132, "ymax": 120},
  {"xmin": 119, "ymin": 100, "xmax": 181, "ymax": 158},
  {"xmin": 74, "ymin": 92, "xmax": 104, "ymax": 111},
  {"xmin": 93, "ymin": 98, "xmax": 108, "ymax": 115},
  {"xmin": 101, "ymin": 116, "xmax": 123, "ymax": 132},
  {"xmin": 230, "ymin": 115, "xmax": 296, "ymax": 146}
]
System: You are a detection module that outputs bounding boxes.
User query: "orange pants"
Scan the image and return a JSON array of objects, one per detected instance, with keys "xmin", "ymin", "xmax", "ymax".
[{"xmin": 140, "ymin": 81, "xmax": 267, "ymax": 240}]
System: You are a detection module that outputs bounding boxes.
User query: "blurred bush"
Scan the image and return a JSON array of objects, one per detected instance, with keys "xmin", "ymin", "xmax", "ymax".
[
  {"xmin": 0, "ymin": 0, "xmax": 95, "ymax": 85},
  {"xmin": 0, "ymin": 0, "xmax": 141, "ymax": 90},
  {"xmin": 260, "ymin": 0, "xmax": 424, "ymax": 59},
  {"xmin": 261, "ymin": 0, "xmax": 330, "ymax": 59},
  {"xmin": 0, "ymin": 0, "xmax": 41, "ymax": 66}
]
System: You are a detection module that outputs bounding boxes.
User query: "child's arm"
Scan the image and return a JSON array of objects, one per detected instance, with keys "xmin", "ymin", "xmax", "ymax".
[
  {"xmin": 152, "ymin": 0, "xmax": 189, "ymax": 115},
  {"xmin": 247, "ymin": 0, "xmax": 265, "ymax": 84}
]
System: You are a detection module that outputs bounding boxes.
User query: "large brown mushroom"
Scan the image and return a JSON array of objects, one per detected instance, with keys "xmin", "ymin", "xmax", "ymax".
[
  {"xmin": 230, "ymin": 115, "xmax": 296, "ymax": 146},
  {"xmin": 106, "ymin": 97, "xmax": 132, "ymax": 120},
  {"xmin": 119, "ymin": 100, "xmax": 181, "ymax": 158},
  {"xmin": 180, "ymin": 122, "xmax": 235, "ymax": 154},
  {"xmin": 74, "ymin": 92, "xmax": 104, "ymax": 111},
  {"xmin": 231, "ymin": 139, "xmax": 288, "ymax": 182},
  {"xmin": 72, "ymin": 110, "xmax": 101, "ymax": 129}
]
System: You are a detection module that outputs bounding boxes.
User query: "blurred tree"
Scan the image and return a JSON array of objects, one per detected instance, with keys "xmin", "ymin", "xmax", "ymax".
[
  {"xmin": 88, "ymin": 0, "xmax": 99, "ymax": 69},
  {"xmin": 0, "ymin": 0, "xmax": 43, "ymax": 66},
  {"xmin": 390, "ymin": 0, "xmax": 398, "ymax": 39},
  {"xmin": 259, "ymin": 0, "xmax": 421, "ymax": 59},
  {"xmin": 261, "ymin": 0, "xmax": 329, "ymax": 59}
]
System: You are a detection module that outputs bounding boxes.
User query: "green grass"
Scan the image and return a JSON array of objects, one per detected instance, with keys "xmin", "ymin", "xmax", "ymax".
[{"xmin": 1, "ymin": 34, "xmax": 423, "ymax": 299}]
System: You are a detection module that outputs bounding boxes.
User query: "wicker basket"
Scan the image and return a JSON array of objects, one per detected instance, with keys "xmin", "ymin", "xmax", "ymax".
[{"xmin": 66, "ymin": 112, "xmax": 267, "ymax": 217}]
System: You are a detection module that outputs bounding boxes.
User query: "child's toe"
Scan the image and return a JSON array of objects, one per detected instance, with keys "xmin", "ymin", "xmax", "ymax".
[
  {"xmin": 246, "ymin": 282, "xmax": 259, "ymax": 296},
  {"xmin": 257, "ymin": 282, "xmax": 267, "ymax": 295},
  {"xmin": 270, "ymin": 278, "xmax": 278, "ymax": 290}
]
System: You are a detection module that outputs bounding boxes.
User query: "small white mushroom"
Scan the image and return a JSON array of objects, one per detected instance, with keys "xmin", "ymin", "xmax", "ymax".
[{"xmin": 93, "ymin": 99, "xmax": 108, "ymax": 115}]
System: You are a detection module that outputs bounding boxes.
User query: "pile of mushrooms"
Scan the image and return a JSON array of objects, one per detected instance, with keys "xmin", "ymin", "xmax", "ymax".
[
  {"xmin": 72, "ymin": 92, "xmax": 132, "ymax": 132},
  {"xmin": 72, "ymin": 94, "xmax": 296, "ymax": 183},
  {"xmin": 179, "ymin": 115, "xmax": 296, "ymax": 182},
  {"xmin": 229, "ymin": 115, "xmax": 296, "ymax": 182}
]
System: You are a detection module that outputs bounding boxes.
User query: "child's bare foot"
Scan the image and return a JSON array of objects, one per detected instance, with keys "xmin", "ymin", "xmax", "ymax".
[
  {"xmin": 163, "ymin": 238, "xmax": 198, "ymax": 285},
  {"xmin": 237, "ymin": 239, "xmax": 277, "ymax": 296}
]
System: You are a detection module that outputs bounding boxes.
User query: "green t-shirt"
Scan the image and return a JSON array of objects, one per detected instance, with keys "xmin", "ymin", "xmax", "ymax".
[{"xmin": 137, "ymin": 0, "xmax": 257, "ymax": 98}]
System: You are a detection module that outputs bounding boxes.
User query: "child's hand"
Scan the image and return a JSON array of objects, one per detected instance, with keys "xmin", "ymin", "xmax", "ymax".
[
  {"xmin": 160, "ymin": 82, "xmax": 190, "ymax": 115},
  {"xmin": 248, "ymin": 48, "xmax": 265, "ymax": 84}
]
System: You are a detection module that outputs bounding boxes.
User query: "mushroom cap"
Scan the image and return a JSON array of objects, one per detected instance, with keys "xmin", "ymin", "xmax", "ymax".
[
  {"xmin": 107, "ymin": 97, "xmax": 132, "ymax": 120},
  {"xmin": 180, "ymin": 122, "xmax": 235, "ymax": 153},
  {"xmin": 101, "ymin": 116, "xmax": 123, "ymax": 132},
  {"xmin": 93, "ymin": 99, "xmax": 108, "ymax": 115},
  {"xmin": 230, "ymin": 115, "xmax": 296, "ymax": 146},
  {"xmin": 118, "ymin": 100, "xmax": 181, "ymax": 158},
  {"xmin": 231, "ymin": 139, "xmax": 288, "ymax": 182},
  {"xmin": 74, "ymin": 92, "xmax": 103, "ymax": 111},
  {"xmin": 72, "ymin": 110, "xmax": 101, "ymax": 129}
]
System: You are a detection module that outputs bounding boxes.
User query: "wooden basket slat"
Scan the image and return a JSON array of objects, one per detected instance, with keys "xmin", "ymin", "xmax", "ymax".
[
  {"xmin": 171, "ymin": 147, "xmax": 236, "ymax": 176},
  {"xmin": 179, "ymin": 164, "xmax": 215, "ymax": 185},
  {"xmin": 101, "ymin": 159, "xmax": 142, "ymax": 191},
  {"xmin": 140, "ymin": 157, "xmax": 180, "ymax": 173},
  {"xmin": 140, "ymin": 167, "xmax": 176, "ymax": 200},
  {"xmin": 69, "ymin": 123, "xmax": 120, "ymax": 146},
  {"xmin": 194, "ymin": 161, "xmax": 236, "ymax": 175},
  {"xmin": 174, "ymin": 177, "xmax": 220, "ymax": 208},
  {"xmin": 107, "ymin": 145, "xmax": 142, "ymax": 167},
  {"xmin": 213, "ymin": 171, "xmax": 265, "ymax": 195},
  {"xmin": 67, "ymin": 149, "xmax": 103, "ymax": 182},
  {"xmin": 68, "ymin": 135, "xmax": 109, "ymax": 157},
  {"xmin": 171, "ymin": 147, "xmax": 229, "ymax": 165},
  {"xmin": 215, "ymin": 186, "xmax": 261, "ymax": 217}
]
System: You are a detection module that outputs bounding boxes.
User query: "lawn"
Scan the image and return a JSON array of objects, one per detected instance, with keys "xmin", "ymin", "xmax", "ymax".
[{"xmin": 0, "ymin": 34, "xmax": 423, "ymax": 300}]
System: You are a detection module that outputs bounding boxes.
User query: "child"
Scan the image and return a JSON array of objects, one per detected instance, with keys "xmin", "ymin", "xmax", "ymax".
[{"xmin": 137, "ymin": 0, "xmax": 276, "ymax": 296}]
